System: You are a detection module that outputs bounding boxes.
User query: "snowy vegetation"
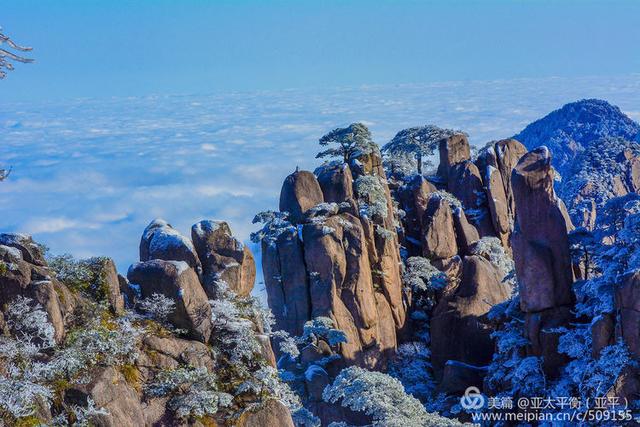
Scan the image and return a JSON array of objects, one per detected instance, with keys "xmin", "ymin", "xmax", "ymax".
[
  {"xmin": 317, "ymin": 123, "xmax": 379, "ymax": 163},
  {"xmin": 382, "ymin": 125, "xmax": 465, "ymax": 176},
  {"xmin": 323, "ymin": 366, "xmax": 460, "ymax": 427},
  {"xmin": 0, "ymin": 296, "xmax": 139, "ymax": 424},
  {"xmin": 354, "ymin": 175, "xmax": 388, "ymax": 220},
  {"xmin": 0, "ymin": 27, "xmax": 34, "ymax": 79},
  {"xmin": 514, "ymin": 98, "xmax": 640, "ymax": 176},
  {"xmin": 147, "ymin": 367, "xmax": 233, "ymax": 419},
  {"xmin": 250, "ymin": 210, "xmax": 295, "ymax": 244}
]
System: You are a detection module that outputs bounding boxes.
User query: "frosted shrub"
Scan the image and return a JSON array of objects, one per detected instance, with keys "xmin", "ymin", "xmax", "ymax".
[
  {"xmin": 4, "ymin": 296, "xmax": 55, "ymax": 350},
  {"xmin": 147, "ymin": 367, "xmax": 232, "ymax": 419},
  {"xmin": 403, "ymin": 257, "xmax": 446, "ymax": 311},
  {"xmin": 47, "ymin": 317, "xmax": 140, "ymax": 381},
  {"xmin": 138, "ymin": 293, "xmax": 176, "ymax": 324},
  {"xmin": 0, "ymin": 372, "xmax": 53, "ymax": 419},
  {"xmin": 355, "ymin": 175, "xmax": 388, "ymax": 219},
  {"xmin": 300, "ymin": 317, "xmax": 347, "ymax": 347},
  {"xmin": 0, "ymin": 297, "xmax": 55, "ymax": 418},
  {"xmin": 48, "ymin": 254, "xmax": 113, "ymax": 302},
  {"xmin": 323, "ymin": 366, "xmax": 459, "ymax": 427},
  {"xmin": 470, "ymin": 236, "xmax": 516, "ymax": 284},
  {"xmin": 251, "ymin": 210, "xmax": 294, "ymax": 243},
  {"xmin": 388, "ymin": 342, "xmax": 435, "ymax": 403},
  {"xmin": 209, "ymin": 298, "xmax": 261, "ymax": 364}
]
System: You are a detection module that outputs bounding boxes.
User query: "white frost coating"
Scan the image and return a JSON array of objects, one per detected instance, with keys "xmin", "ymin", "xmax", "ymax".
[
  {"xmin": 149, "ymin": 227, "xmax": 197, "ymax": 255},
  {"xmin": 486, "ymin": 164, "xmax": 497, "ymax": 183},
  {"xmin": 167, "ymin": 260, "xmax": 190, "ymax": 275},
  {"xmin": 192, "ymin": 219, "xmax": 226, "ymax": 239},
  {"xmin": 0, "ymin": 245, "xmax": 23, "ymax": 260},
  {"xmin": 142, "ymin": 218, "xmax": 170, "ymax": 241}
]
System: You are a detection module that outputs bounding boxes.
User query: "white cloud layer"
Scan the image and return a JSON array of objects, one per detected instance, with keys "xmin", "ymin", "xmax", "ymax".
[{"xmin": 2, "ymin": 75, "xmax": 640, "ymax": 291}]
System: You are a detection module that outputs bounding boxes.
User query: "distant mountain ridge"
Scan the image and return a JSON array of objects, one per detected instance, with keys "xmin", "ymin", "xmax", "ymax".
[
  {"xmin": 514, "ymin": 99, "xmax": 640, "ymax": 228},
  {"xmin": 514, "ymin": 98, "xmax": 640, "ymax": 175}
]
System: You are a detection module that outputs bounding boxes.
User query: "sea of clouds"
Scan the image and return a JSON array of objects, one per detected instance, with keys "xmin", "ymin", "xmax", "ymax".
[{"xmin": 2, "ymin": 75, "xmax": 640, "ymax": 295}]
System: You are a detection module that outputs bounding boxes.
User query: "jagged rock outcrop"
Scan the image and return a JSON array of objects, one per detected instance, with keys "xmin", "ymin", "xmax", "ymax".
[
  {"xmin": 316, "ymin": 162, "xmax": 355, "ymax": 204},
  {"xmin": 511, "ymin": 147, "xmax": 575, "ymax": 312},
  {"xmin": 475, "ymin": 139, "xmax": 528, "ymax": 248},
  {"xmin": 616, "ymin": 271, "xmax": 640, "ymax": 359},
  {"xmin": 421, "ymin": 196, "xmax": 458, "ymax": 260},
  {"xmin": 397, "ymin": 175, "xmax": 437, "ymax": 256},
  {"xmin": 447, "ymin": 160, "xmax": 495, "ymax": 237},
  {"xmin": 95, "ymin": 257, "xmax": 126, "ymax": 315},
  {"xmin": 265, "ymin": 159, "xmax": 406, "ymax": 370},
  {"xmin": 511, "ymin": 146, "xmax": 575, "ymax": 377},
  {"xmin": 191, "ymin": 220, "xmax": 256, "ymax": 297},
  {"xmin": 261, "ymin": 227, "xmax": 311, "ymax": 337}
]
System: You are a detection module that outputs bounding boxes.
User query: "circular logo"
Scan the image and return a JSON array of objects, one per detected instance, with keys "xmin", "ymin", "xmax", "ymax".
[{"xmin": 460, "ymin": 386, "xmax": 485, "ymax": 410}]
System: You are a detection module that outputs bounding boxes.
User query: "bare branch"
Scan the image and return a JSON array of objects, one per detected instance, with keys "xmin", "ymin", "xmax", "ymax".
[{"xmin": 0, "ymin": 27, "xmax": 34, "ymax": 79}]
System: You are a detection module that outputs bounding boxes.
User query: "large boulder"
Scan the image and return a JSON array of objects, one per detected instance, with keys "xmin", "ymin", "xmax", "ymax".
[
  {"xmin": 447, "ymin": 161, "xmax": 495, "ymax": 237},
  {"xmin": 511, "ymin": 147, "xmax": 575, "ymax": 312},
  {"xmin": 315, "ymin": 162, "xmax": 355, "ymax": 203},
  {"xmin": 140, "ymin": 219, "xmax": 202, "ymax": 275},
  {"xmin": 430, "ymin": 255, "xmax": 511, "ymax": 379},
  {"xmin": 127, "ymin": 260, "xmax": 212, "ymax": 342},
  {"xmin": 279, "ymin": 170, "xmax": 324, "ymax": 224},
  {"xmin": 65, "ymin": 366, "xmax": 145, "ymax": 427},
  {"xmin": 191, "ymin": 220, "xmax": 256, "ymax": 297},
  {"xmin": 95, "ymin": 257, "xmax": 125, "ymax": 315}
]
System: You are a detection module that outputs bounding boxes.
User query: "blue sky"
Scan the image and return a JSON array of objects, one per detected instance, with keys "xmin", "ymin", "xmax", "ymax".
[
  {"xmin": 3, "ymin": 0, "xmax": 640, "ymax": 102},
  {"xmin": 1, "ymin": 2, "xmax": 640, "ymax": 295}
]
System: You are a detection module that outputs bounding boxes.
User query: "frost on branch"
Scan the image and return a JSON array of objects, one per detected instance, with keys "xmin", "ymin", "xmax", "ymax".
[
  {"xmin": 322, "ymin": 366, "xmax": 460, "ymax": 427},
  {"xmin": 469, "ymin": 237, "xmax": 516, "ymax": 285},
  {"xmin": 4, "ymin": 295, "xmax": 55, "ymax": 350},
  {"xmin": 250, "ymin": 210, "xmax": 294, "ymax": 244},
  {"xmin": 300, "ymin": 317, "xmax": 347, "ymax": 347},
  {"xmin": 138, "ymin": 292, "xmax": 176, "ymax": 325},
  {"xmin": 317, "ymin": 123, "xmax": 378, "ymax": 163},
  {"xmin": 0, "ymin": 27, "xmax": 34, "ymax": 79},
  {"xmin": 354, "ymin": 175, "xmax": 388, "ymax": 220},
  {"xmin": 147, "ymin": 367, "xmax": 232, "ymax": 419},
  {"xmin": 382, "ymin": 125, "xmax": 466, "ymax": 176}
]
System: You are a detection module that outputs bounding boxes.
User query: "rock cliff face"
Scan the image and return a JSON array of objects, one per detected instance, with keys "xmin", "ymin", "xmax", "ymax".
[
  {"xmin": 263, "ymin": 151, "xmax": 406, "ymax": 370},
  {"xmin": 510, "ymin": 147, "xmax": 575, "ymax": 377}
]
